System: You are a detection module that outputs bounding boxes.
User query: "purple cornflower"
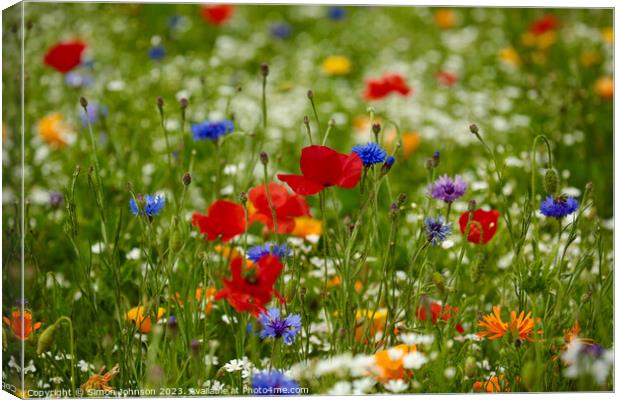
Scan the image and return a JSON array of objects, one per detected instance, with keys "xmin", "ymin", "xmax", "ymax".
[
  {"xmin": 540, "ymin": 195, "xmax": 579, "ymax": 219},
  {"xmin": 428, "ymin": 174, "xmax": 467, "ymax": 203},
  {"xmin": 252, "ymin": 370, "xmax": 299, "ymax": 395},
  {"xmin": 352, "ymin": 142, "xmax": 387, "ymax": 166},
  {"xmin": 270, "ymin": 23, "xmax": 292, "ymax": 39},
  {"xmin": 425, "ymin": 216, "xmax": 452, "ymax": 246},
  {"xmin": 191, "ymin": 120, "xmax": 234, "ymax": 141},
  {"xmin": 257, "ymin": 307, "xmax": 301, "ymax": 345},
  {"xmin": 49, "ymin": 191, "xmax": 64, "ymax": 208},
  {"xmin": 129, "ymin": 194, "xmax": 165, "ymax": 217},
  {"xmin": 247, "ymin": 243, "xmax": 290, "ymax": 263},
  {"xmin": 65, "ymin": 72, "xmax": 94, "ymax": 88}
]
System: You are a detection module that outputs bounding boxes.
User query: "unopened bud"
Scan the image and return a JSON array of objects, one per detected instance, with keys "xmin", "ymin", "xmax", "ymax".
[
  {"xmin": 389, "ymin": 203, "xmax": 399, "ymax": 219},
  {"xmin": 259, "ymin": 151, "xmax": 269, "ymax": 165},
  {"xmin": 468, "ymin": 199, "xmax": 477, "ymax": 212},
  {"xmin": 432, "ymin": 151, "xmax": 440, "ymax": 167},
  {"xmin": 307, "ymin": 90, "xmax": 314, "ymax": 99},
  {"xmin": 79, "ymin": 96, "xmax": 88, "ymax": 108},
  {"xmin": 239, "ymin": 191, "xmax": 248, "ymax": 203},
  {"xmin": 372, "ymin": 123, "xmax": 381, "ymax": 135},
  {"xmin": 543, "ymin": 168, "xmax": 559, "ymax": 195},
  {"xmin": 432, "ymin": 271, "xmax": 446, "ymax": 292},
  {"xmin": 381, "ymin": 156, "xmax": 395, "ymax": 175},
  {"xmin": 303, "ymin": 115, "xmax": 309, "ymax": 125},
  {"xmin": 464, "ymin": 356, "xmax": 477, "ymax": 378},
  {"xmin": 469, "ymin": 123, "xmax": 479, "ymax": 135},
  {"xmin": 37, "ymin": 322, "xmax": 59, "ymax": 355},
  {"xmin": 397, "ymin": 192, "xmax": 407, "ymax": 206},
  {"xmin": 328, "ymin": 118, "xmax": 335, "ymax": 127},
  {"xmin": 179, "ymin": 98, "xmax": 188, "ymax": 110},
  {"xmin": 190, "ymin": 339, "xmax": 202, "ymax": 356},
  {"xmin": 260, "ymin": 63, "xmax": 269, "ymax": 77},
  {"xmin": 156, "ymin": 96, "xmax": 164, "ymax": 111},
  {"xmin": 182, "ymin": 172, "xmax": 192, "ymax": 186}
]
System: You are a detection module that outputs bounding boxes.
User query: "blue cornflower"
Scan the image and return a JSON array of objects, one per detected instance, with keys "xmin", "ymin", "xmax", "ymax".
[
  {"xmin": 270, "ymin": 23, "xmax": 292, "ymax": 39},
  {"xmin": 386, "ymin": 156, "xmax": 395, "ymax": 166},
  {"xmin": 129, "ymin": 194, "xmax": 166, "ymax": 217},
  {"xmin": 327, "ymin": 6, "xmax": 346, "ymax": 21},
  {"xmin": 540, "ymin": 195, "xmax": 579, "ymax": 219},
  {"xmin": 168, "ymin": 14, "xmax": 184, "ymax": 28},
  {"xmin": 148, "ymin": 46, "xmax": 166, "ymax": 61},
  {"xmin": 65, "ymin": 72, "xmax": 94, "ymax": 88},
  {"xmin": 257, "ymin": 307, "xmax": 302, "ymax": 345},
  {"xmin": 247, "ymin": 243, "xmax": 291, "ymax": 263},
  {"xmin": 352, "ymin": 142, "xmax": 387, "ymax": 166},
  {"xmin": 252, "ymin": 370, "xmax": 299, "ymax": 395},
  {"xmin": 80, "ymin": 103, "xmax": 108, "ymax": 126},
  {"xmin": 425, "ymin": 216, "xmax": 452, "ymax": 246},
  {"xmin": 191, "ymin": 120, "xmax": 234, "ymax": 141}
]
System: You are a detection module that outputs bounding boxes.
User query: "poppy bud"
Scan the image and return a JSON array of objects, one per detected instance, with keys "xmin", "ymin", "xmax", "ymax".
[
  {"xmin": 468, "ymin": 199, "xmax": 477, "ymax": 212},
  {"xmin": 156, "ymin": 96, "xmax": 164, "ymax": 111},
  {"xmin": 259, "ymin": 151, "xmax": 269, "ymax": 165},
  {"xmin": 307, "ymin": 90, "xmax": 314, "ymax": 99},
  {"xmin": 37, "ymin": 322, "xmax": 58, "ymax": 355},
  {"xmin": 179, "ymin": 97, "xmax": 188, "ymax": 110},
  {"xmin": 432, "ymin": 151, "xmax": 440, "ymax": 167},
  {"xmin": 260, "ymin": 63, "xmax": 269, "ymax": 77},
  {"xmin": 372, "ymin": 123, "xmax": 381, "ymax": 135},
  {"xmin": 397, "ymin": 192, "xmax": 407, "ymax": 206},
  {"xmin": 432, "ymin": 271, "xmax": 445, "ymax": 292},
  {"xmin": 300, "ymin": 287, "xmax": 307, "ymax": 301},
  {"xmin": 182, "ymin": 172, "xmax": 192, "ymax": 186},
  {"xmin": 464, "ymin": 356, "xmax": 477, "ymax": 378},
  {"xmin": 469, "ymin": 123, "xmax": 479, "ymax": 135},
  {"xmin": 303, "ymin": 115, "xmax": 310, "ymax": 125},
  {"xmin": 543, "ymin": 168, "xmax": 559, "ymax": 195},
  {"xmin": 79, "ymin": 96, "xmax": 88, "ymax": 108},
  {"xmin": 239, "ymin": 191, "xmax": 248, "ymax": 204},
  {"xmin": 328, "ymin": 118, "xmax": 335, "ymax": 127}
]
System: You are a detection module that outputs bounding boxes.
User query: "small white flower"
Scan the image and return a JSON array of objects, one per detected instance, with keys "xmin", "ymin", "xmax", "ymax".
[
  {"xmin": 384, "ymin": 379, "xmax": 408, "ymax": 393},
  {"xmin": 403, "ymin": 351, "xmax": 428, "ymax": 370},
  {"xmin": 50, "ymin": 376, "xmax": 64, "ymax": 385},
  {"xmin": 444, "ymin": 367, "xmax": 456, "ymax": 379},
  {"xmin": 204, "ymin": 355, "xmax": 219, "ymax": 366},
  {"xmin": 328, "ymin": 381, "xmax": 352, "ymax": 395},
  {"xmin": 223, "ymin": 359, "xmax": 244, "ymax": 372},
  {"xmin": 352, "ymin": 377, "xmax": 376, "ymax": 394}
]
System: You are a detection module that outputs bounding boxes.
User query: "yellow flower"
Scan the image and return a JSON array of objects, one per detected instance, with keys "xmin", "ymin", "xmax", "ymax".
[
  {"xmin": 601, "ymin": 27, "xmax": 613, "ymax": 44},
  {"xmin": 434, "ymin": 9, "xmax": 455, "ymax": 29},
  {"xmin": 125, "ymin": 306, "xmax": 165, "ymax": 334},
  {"xmin": 214, "ymin": 245, "xmax": 242, "ymax": 259},
  {"xmin": 595, "ymin": 76, "xmax": 613, "ymax": 99},
  {"xmin": 37, "ymin": 113, "xmax": 71, "ymax": 147},
  {"xmin": 499, "ymin": 47, "xmax": 520, "ymax": 66},
  {"xmin": 291, "ymin": 216, "xmax": 322, "ymax": 238},
  {"xmin": 536, "ymin": 31, "xmax": 556, "ymax": 49},
  {"xmin": 321, "ymin": 55, "xmax": 351, "ymax": 76},
  {"xmin": 355, "ymin": 308, "xmax": 387, "ymax": 342},
  {"xmin": 580, "ymin": 50, "xmax": 601, "ymax": 67}
]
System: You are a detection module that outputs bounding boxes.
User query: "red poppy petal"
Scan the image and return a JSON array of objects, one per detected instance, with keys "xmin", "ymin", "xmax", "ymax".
[
  {"xmin": 43, "ymin": 41, "xmax": 86, "ymax": 73},
  {"xmin": 299, "ymin": 145, "xmax": 344, "ymax": 185},
  {"xmin": 277, "ymin": 174, "xmax": 325, "ymax": 196},
  {"xmin": 336, "ymin": 153, "xmax": 363, "ymax": 188}
]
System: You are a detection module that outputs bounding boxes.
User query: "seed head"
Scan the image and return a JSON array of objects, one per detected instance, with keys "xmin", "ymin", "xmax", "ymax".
[
  {"xmin": 79, "ymin": 96, "xmax": 88, "ymax": 108},
  {"xmin": 260, "ymin": 151, "xmax": 269, "ymax": 165}
]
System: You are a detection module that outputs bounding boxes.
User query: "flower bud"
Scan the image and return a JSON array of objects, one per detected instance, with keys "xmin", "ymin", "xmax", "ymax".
[
  {"xmin": 37, "ymin": 322, "xmax": 59, "ymax": 355},
  {"xmin": 156, "ymin": 96, "xmax": 164, "ymax": 111},
  {"xmin": 372, "ymin": 123, "xmax": 381, "ymax": 135},
  {"xmin": 468, "ymin": 199, "xmax": 477, "ymax": 212},
  {"xmin": 389, "ymin": 203, "xmax": 399, "ymax": 219},
  {"xmin": 239, "ymin": 191, "xmax": 248, "ymax": 204},
  {"xmin": 259, "ymin": 151, "xmax": 269, "ymax": 165},
  {"xmin": 303, "ymin": 115, "xmax": 310, "ymax": 125},
  {"xmin": 179, "ymin": 98, "xmax": 188, "ymax": 110},
  {"xmin": 260, "ymin": 63, "xmax": 269, "ymax": 77},
  {"xmin": 432, "ymin": 271, "xmax": 445, "ymax": 293},
  {"xmin": 190, "ymin": 339, "xmax": 202, "ymax": 356},
  {"xmin": 307, "ymin": 90, "xmax": 314, "ymax": 99},
  {"xmin": 79, "ymin": 96, "xmax": 88, "ymax": 108},
  {"xmin": 397, "ymin": 192, "xmax": 407, "ymax": 206},
  {"xmin": 464, "ymin": 356, "xmax": 477, "ymax": 378},
  {"xmin": 182, "ymin": 172, "xmax": 191, "ymax": 186},
  {"xmin": 381, "ymin": 156, "xmax": 395, "ymax": 175},
  {"xmin": 328, "ymin": 118, "xmax": 335, "ymax": 127},
  {"xmin": 469, "ymin": 123, "xmax": 479, "ymax": 135},
  {"xmin": 432, "ymin": 151, "xmax": 440, "ymax": 167},
  {"xmin": 167, "ymin": 315, "xmax": 179, "ymax": 336},
  {"xmin": 543, "ymin": 168, "xmax": 559, "ymax": 195}
]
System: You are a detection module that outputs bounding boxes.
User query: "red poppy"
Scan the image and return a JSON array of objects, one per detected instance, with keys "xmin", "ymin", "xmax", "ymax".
[
  {"xmin": 277, "ymin": 145, "xmax": 363, "ymax": 196},
  {"xmin": 3, "ymin": 308, "xmax": 42, "ymax": 341},
  {"xmin": 200, "ymin": 4, "xmax": 235, "ymax": 26},
  {"xmin": 215, "ymin": 255, "xmax": 284, "ymax": 315},
  {"xmin": 363, "ymin": 73, "xmax": 412, "ymax": 100},
  {"xmin": 248, "ymin": 183, "xmax": 311, "ymax": 234},
  {"xmin": 459, "ymin": 209, "xmax": 500, "ymax": 245},
  {"xmin": 43, "ymin": 40, "xmax": 87, "ymax": 74},
  {"xmin": 529, "ymin": 15, "xmax": 559, "ymax": 36},
  {"xmin": 417, "ymin": 302, "xmax": 464, "ymax": 333},
  {"xmin": 192, "ymin": 199, "xmax": 246, "ymax": 242},
  {"xmin": 436, "ymin": 70, "xmax": 458, "ymax": 87}
]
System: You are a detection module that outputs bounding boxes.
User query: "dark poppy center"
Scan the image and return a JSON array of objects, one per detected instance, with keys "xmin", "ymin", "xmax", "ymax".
[{"xmin": 323, "ymin": 182, "xmax": 333, "ymax": 187}]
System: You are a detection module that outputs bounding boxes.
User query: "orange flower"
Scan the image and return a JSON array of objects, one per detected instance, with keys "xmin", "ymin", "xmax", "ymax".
[
  {"xmin": 473, "ymin": 374, "xmax": 510, "ymax": 392},
  {"xmin": 595, "ymin": 76, "xmax": 613, "ymax": 99},
  {"xmin": 373, "ymin": 344, "xmax": 416, "ymax": 382},
  {"xmin": 195, "ymin": 287, "xmax": 218, "ymax": 314},
  {"xmin": 37, "ymin": 113, "xmax": 71, "ymax": 147},
  {"xmin": 499, "ymin": 47, "xmax": 521, "ymax": 66},
  {"xmin": 477, "ymin": 306, "xmax": 541, "ymax": 342},
  {"xmin": 125, "ymin": 306, "xmax": 165, "ymax": 334},
  {"xmin": 3, "ymin": 308, "xmax": 42, "ymax": 341},
  {"xmin": 434, "ymin": 9, "xmax": 455, "ymax": 29},
  {"xmin": 81, "ymin": 364, "xmax": 119, "ymax": 394},
  {"xmin": 291, "ymin": 217, "xmax": 322, "ymax": 238},
  {"xmin": 385, "ymin": 131, "xmax": 420, "ymax": 160},
  {"xmin": 326, "ymin": 275, "xmax": 362, "ymax": 292},
  {"xmin": 601, "ymin": 27, "xmax": 613, "ymax": 44},
  {"xmin": 580, "ymin": 50, "xmax": 601, "ymax": 67}
]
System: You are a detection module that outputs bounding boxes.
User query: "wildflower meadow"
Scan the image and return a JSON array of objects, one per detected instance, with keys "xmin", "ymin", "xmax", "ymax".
[{"xmin": 1, "ymin": 3, "xmax": 614, "ymax": 397}]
